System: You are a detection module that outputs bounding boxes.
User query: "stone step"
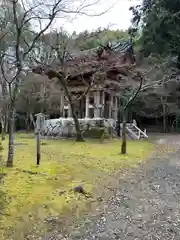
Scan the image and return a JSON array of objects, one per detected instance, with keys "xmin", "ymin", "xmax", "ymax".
[{"xmin": 126, "ymin": 125, "xmax": 148, "ymax": 140}]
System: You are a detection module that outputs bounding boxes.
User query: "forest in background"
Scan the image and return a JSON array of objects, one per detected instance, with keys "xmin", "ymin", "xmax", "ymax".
[{"xmin": 1, "ymin": 0, "xmax": 180, "ymax": 134}]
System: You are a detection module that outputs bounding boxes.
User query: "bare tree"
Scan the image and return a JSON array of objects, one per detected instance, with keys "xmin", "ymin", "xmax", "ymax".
[
  {"xmin": 119, "ymin": 56, "xmax": 178, "ymax": 154},
  {"xmin": 31, "ymin": 29, "xmax": 105, "ymax": 141},
  {"xmin": 0, "ymin": 7, "xmax": 12, "ymax": 140},
  {"xmin": 120, "ymin": 72, "xmax": 143, "ymax": 154},
  {"xmin": 32, "ymin": 29, "xmax": 137, "ymax": 141},
  {"xmin": 0, "ymin": 70, "xmax": 9, "ymax": 140},
  {"xmin": 16, "ymin": 72, "xmax": 54, "ymax": 132},
  {"xmin": 0, "ymin": 0, "xmax": 108, "ymax": 167}
]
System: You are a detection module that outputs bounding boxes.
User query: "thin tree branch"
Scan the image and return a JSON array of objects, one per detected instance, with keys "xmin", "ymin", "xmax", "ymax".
[{"xmin": 124, "ymin": 73, "xmax": 143, "ymax": 110}]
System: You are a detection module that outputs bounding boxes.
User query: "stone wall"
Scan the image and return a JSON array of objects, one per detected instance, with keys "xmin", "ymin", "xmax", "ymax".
[{"xmin": 41, "ymin": 117, "xmax": 117, "ymax": 138}]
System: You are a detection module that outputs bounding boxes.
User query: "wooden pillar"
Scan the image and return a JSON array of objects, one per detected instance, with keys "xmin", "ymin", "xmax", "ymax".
[
  {"xmin": 60, "ymin": 91, "xmax": 64, "ymax": 117},
  {"xmin": 114, "ymin": 95, "xmax": 118, "ymax": 120},
  {"xmin": 94, "ymin": 90, "xmax": 100, "ymax": 118},
  {"xmin": 97, "ymin": 90, "xmax": 100, "ymax": 117},
  {"xmin": 102, "ymin": 90, "xmax": 105, "ymax": 118},
  {"xmin": 108, "ymin": 93, "xmax": 112, "ymax": 119},
  {"xmin": 68, "ymin": 105, "xmax": 71, "ymax": 117},
  {"xmin": 85, "ymin": 93, "xmax": 89, "ymax": 118},
  {"xmin": 94, "ymin": 91, "xmax": 97, "ymax": 118}
]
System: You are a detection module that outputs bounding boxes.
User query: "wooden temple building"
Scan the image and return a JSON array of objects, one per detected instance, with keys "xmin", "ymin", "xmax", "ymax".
[
  {"xmin": 61, "ymin": 39, "xmax": 136, "ymax": 119},
  {"xmin": 33, "ymin": 39, "xmax": 137, "ymax": 120},
  {"xmin": 33, "ymin": 40, "xmax": 149, "ymax": 139}
]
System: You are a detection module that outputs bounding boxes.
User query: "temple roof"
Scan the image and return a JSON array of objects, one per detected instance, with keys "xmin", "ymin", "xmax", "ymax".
[
  {"xmin": 108, "ymin": 39, "xmax": 133, "ymax": 53},
  {"xmin": 32, "ymin": 39, "xmax": 137, "ymax": 85},
  {"xmin": 66, "ymin": 39, "xmax": 133, "ymax": 61},
  {"xmin": 61, "ymin": 39, "xmax": 135, "ymax": 79}
]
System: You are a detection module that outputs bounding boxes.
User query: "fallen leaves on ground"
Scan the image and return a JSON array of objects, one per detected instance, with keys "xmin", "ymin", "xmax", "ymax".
[{"xmin": 0, "ymin": 134, "xmax": 154, "ymax": 239}]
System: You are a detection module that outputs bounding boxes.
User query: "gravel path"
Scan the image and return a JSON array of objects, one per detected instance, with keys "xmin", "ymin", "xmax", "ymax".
[{"xmin": 43, "ymin": 135, "xmax": 180, "ymax": 240}]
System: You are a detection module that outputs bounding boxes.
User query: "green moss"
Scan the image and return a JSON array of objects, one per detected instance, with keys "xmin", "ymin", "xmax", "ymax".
[
  {"xmin": 0, "ymin": 135, "xmax": 154, "ymax": 239},
  {"xmin": 83, "ymin": 127, "xmax": 110, "ymax": 139}
]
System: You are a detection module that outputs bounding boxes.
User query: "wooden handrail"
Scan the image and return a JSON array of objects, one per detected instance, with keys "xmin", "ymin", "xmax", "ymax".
[{"xmin": 132, "ymin": 124, "xmax": 148, "ymax": 138}]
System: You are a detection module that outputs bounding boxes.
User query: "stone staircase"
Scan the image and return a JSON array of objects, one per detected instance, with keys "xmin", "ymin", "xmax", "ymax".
[{"xmin": 126, "ymin": 123, "xmax": 148, "ymax": 140}]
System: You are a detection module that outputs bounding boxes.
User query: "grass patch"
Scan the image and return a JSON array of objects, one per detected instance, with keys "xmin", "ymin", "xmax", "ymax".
[{"xmin": 0, "ymin": 134, "xmax": 154, "ymax": 239}]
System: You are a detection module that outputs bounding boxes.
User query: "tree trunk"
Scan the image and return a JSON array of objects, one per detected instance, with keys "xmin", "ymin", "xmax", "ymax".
[
  {"xmin": 162, "ymin": 104, "xmax": 167, "ymax": 133},
  {"xmin": 177, "ymin": 53, "xmax": 180, "ymax": 69},
  {"xmin": 121, "ymin": 110, "xmax": 127, "ymax": 154},
  {"xmin": 6, "ymin": 105, "xmax": 15, "ymax": 167},
  {"xmin": 1, "ymin": 119, "xmax": 5, "ymax": 141},
  {"xmin": 0, "ymin": 106, "xmax": 8, "ymax": 140},
  {"xmin": 25, "ymin": 113, "xmax": 30, "ymax": 133},
  {"xmin": 5, "ymin": 112, "xmax": 8, "ymax": 133},
  {"xmin": 116, "ymin": 109, "xmax": 121, "ymax": 137},
  {"xmin": 36, "ymin": 131, "xmax": 40, "ymax": 165},
  {"xmin": 163, "ymin": 114, "xmax": 167, "ymax": 133},
  {"xmin": 59, "ymin": 76, "xmax": 84, "ymax": 142},
  {"xmin": 70, "ymin": 102, "xmax": 84, "ymax": 142}
]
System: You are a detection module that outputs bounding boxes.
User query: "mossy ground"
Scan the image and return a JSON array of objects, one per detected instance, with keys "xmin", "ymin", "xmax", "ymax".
[{"xmin": 0, "ymin": 134, "xmax": 154, "ymax": 239}]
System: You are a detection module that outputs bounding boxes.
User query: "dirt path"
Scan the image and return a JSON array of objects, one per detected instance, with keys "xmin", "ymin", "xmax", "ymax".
[{"xmin": 42, "ymin": 135, "xmax": 180, "ymax": 240}]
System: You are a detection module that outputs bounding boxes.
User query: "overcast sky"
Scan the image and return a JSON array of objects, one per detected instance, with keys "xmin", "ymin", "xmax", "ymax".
[{"xmin": 54, "ymin": 0, "xmax": 141, "ymax": 34}]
